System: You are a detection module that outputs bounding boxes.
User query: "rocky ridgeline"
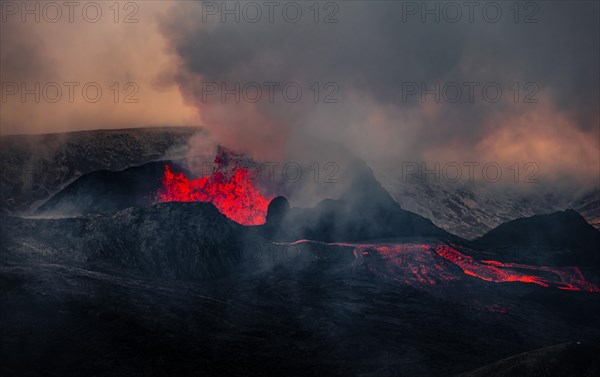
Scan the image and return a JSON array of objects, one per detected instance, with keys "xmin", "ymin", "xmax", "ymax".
[
  {"xmin": 2, "ymin": 202, "xmax": 246, "ymax": 280},
  {"xmin": 1, "ymin": 127, "xmax": 201, "ymax": 214}
]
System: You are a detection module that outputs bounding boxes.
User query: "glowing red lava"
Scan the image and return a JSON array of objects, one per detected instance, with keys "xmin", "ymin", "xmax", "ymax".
[
  {"xmin": 279, "ymin": 240, "xmax": 600, "ymax": 292},
  {"xmin": 434, "ymin": 244, "xmax": 599, "ymax": 292},
  {"xmin": 155, "ymin": 155, "xmax": 272, "ymax": 225}
]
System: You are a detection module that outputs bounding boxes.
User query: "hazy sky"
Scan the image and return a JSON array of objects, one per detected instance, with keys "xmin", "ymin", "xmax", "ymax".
[
  {"xmin": 1, "ymin": 1, "xmax": 598, "ymax": 187},
  {"xmin": 0, "ymin": 2, "xmax": 199, "ymax": 134}
]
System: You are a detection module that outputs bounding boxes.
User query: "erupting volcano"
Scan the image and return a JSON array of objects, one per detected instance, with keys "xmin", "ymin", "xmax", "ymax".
[{"xmin": 155, "ymin": 147, "xmax": 272, "ymax": 225}]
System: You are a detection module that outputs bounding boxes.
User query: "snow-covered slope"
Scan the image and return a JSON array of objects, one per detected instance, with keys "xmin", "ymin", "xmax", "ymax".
[{"xmin": 374, "ymin": 169, "xmax": 576, "ymax": 239}]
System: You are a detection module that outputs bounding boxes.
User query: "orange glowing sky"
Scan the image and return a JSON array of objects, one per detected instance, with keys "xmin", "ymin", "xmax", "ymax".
[
  {"xmin": 1, "ymin": 2, "xmax": 598, "ymax": 188},
  {"xmin": 0, "ymin": 2, "xmax": 198, "ymax": 135}
]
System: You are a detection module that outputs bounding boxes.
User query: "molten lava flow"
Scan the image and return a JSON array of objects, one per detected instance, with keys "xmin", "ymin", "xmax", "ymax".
[
  {"xmin": 155, "ymin": 160, "xmax": 272, "ymax": 226},
  {"xmin": 479, "ymin": 259, "xmax": 599, "ymax": 292},
  {"xmin": 275, "ymin": 240, "xmax": 600, "ymax": 292},
  {"xmin": 433, "ymin": 244, "xmax": 599, "ymax": 292}
]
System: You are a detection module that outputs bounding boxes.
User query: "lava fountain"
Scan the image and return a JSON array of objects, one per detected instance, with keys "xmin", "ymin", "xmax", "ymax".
[{"xmin": 155, "ymin": 148, "xmax": 272, "ymax": 225}]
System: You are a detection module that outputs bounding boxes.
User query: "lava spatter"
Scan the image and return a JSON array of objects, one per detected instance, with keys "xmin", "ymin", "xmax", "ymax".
[{"xmin": 154, "ymin": 148, "xmax": 271, "ymax": 225}]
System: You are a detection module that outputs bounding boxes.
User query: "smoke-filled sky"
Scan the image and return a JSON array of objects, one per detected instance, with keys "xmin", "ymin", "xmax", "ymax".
[{"xmin": 1, "ymin": 1, "xmax": 598, "ymax": 187}]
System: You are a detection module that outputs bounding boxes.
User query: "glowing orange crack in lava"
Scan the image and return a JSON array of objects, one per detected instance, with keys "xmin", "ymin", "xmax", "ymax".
[
  {"xmin": 278, "ymin": 240, "xmax": 599, "ymax": 292},
  {"xmin": 434, "ymin": 244, "xmax": 599, "ymax": 291}
]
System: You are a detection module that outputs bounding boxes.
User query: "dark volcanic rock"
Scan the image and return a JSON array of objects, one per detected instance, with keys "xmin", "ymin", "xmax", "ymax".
[
  {"xmin": 1, "ymin": 127, "xmax": 200, "ymax": 214},
  {"xmin": 477, "ymin": 210, "xmax": 600, "ymax": 250},
  {"xmin": 35, "ymin": 161, "xmax": 170, "ymax": 216},
  {"xmin": 262, "ymin": 196, "xmax": 291, "ymax": 238},
  {"xmin": 456, "ymin": 341, "xmax": 600, "ymax": 377},
  {"xmin": 2, "ymin": 253, "xmax": 600, "ymax": 377},
  {"xmin": 475, "ymin": 210, "xmax": 600, "ymax": 266},
  {"xmin": 3, "ymin": 202, "xmax": 246, "ymax": 279},
  {"xmin": 3, "ymin": 202, "xmax": 600, "ymax": 376},
  {"xmin": 36, "ymin": 150, "xmax": 455, "ymax": 243},
  {"xmin": 266, "ymin": 196, "xmax": 290, "ymax": 223},
  {"xmin": 279, "ymin": 197, "xmax": 450, "ymax": 242},
  {"xmin": 262, "ymin": 159, "xmax": 455, "ymax": 242}
]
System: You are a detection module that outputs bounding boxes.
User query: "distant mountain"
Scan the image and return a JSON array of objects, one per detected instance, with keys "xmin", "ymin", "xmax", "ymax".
[
  {"xmin": 375, "ymin": 170, "xmax": 572, "ymax": 240},
  {"xmin": 475, "ymin": 210, "xmax": 600, "ymax": 266},
  {"xmin": 0, "ymin": 127, "xmax": 201, "ymax": 214},
  {"xmin": 4, "ymin": 127, "xmax": 594, "ymax": 240},
  {"xmin": 0, "ymin": 127, "xmax": 600, "ymax": 239},
  {"xmin": 571, "ymin": 189, "xmax": 600, "ymax": 230},
  {"xmin": 261, "ymin": 158, "xmax": 455, "ymax": 242}
]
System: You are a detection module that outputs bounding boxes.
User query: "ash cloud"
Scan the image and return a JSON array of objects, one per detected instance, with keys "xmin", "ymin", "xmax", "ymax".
[
  {"xmin": 2, "ymin": 1, "xmax": 597, "ymax": 199},
  {"xmin": 158, "ymin": 1, "xmax": 599, "ymax": 191}
]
